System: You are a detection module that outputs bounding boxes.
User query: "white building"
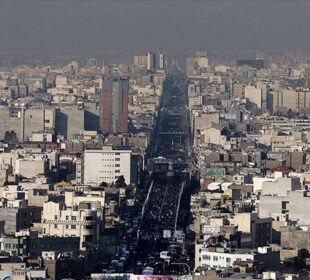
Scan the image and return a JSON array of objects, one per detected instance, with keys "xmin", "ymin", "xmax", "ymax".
[
  {"xmin": 253, "ymin": 176, "xmax": 276, "ymax": 192},
  {"xmin": 84, "ymin": 146, "xmax": 131, "ymax": 185},
  {"xmin": 41, "ymin": 191, "xmax": 105, "ymax": 250},
  {"xmin": 195, "ymin": 245, "xmax": 278, "ymax": 271},
  {"xmin": 195, "ymin": 245, "xmax": 254, "ymax": 270}
]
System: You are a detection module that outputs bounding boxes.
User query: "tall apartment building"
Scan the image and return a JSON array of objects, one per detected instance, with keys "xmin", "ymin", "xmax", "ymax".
[
  {"xmin": 257, "ymin": 82, "xmax": 268, "ymax": 111},
  {"xmin": 245, "ymin": 86, "xmax": 262, "ymax": 109},
  {"xmin": 23, "ymin": 77, "xmax": 46, "ymax": 94},
  {"xmin": 0, "ymin": 106, "xmax": 55, "ymax": 141},
  {"xmin": 100, "ymin": 72, "xmax": 129, "ymax": 134},
  {"xmin": 147, "ymin": 52, "xmax": 156, "ymax": 70},
  {"xmin": 55, "ymin": 105, "xmax": 84, "ymax": 140},
  {"xmin": 18, "ymin": 84, "xmax": 28, "ymax": 97},
  {"xmin": 158, "ymin": 52, "xmax": 166, "ymax": 70},
  {"xmin": 133, "ymin": 54, "xmax": 148, "ymax": 69},
  {"xmin": 133, "ymin": 52, "xmax": 166, "ymax": 71},
  {"xmin": 83, "ymin": 145, "xmax": 131, "ymax": 186},
  {"xmin": 268, "ymin": 89, "xmax": 310, "ymax": 113},
  {"xmin": 232, "ymin": 83, "xmax": 244, "ymax": 98}
]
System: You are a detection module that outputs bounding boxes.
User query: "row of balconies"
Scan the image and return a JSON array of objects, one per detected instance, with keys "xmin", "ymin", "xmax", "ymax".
[{"xmin": 42, "ymin": 219, "xmax": 97, "ymax": 225}]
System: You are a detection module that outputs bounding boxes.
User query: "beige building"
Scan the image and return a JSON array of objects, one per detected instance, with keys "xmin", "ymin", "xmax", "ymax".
[
  {"xmin": 232, "ymin": 83, "xmax": 244, "ymax": 98},
  {"xmin": 186, "ymin": 51, "xmax": 209, "ymax": 75},
  {"xmin": 261, "ymin": 177, "xmax": 302, "ymax": 196},
  {"xmin": 199, "ymin": 125, "xmax": 226, "ymax": 146},
  {"xmin": 189, "ymin": 96, "xmax": 202, "ymax": 110},
  {"xmin": 41, "ymin": 191, "xmax": 105, "ymax": 250},
  {"xmin": 269, "ymin": 89, "xmax": 310, "ymax": 113},
  {"xmin": 16, "ymin": 155, "xmax": 48, "ymax": 178},
  {"xmin": 282, "ymin": 89, "xmax": 299, "ymax": 111},
  {"xmin": 229, "ymin": 212, "xmax": 272, "ymax": 248},
  {"xmin": 257, "ymin": 82, "xmax": 268, "ymax": 111},
  {"xmin": 245, "ymin": 86, "xmax": 262, "ymax": 108},
  {"xmin": 194, "ymin": 113, "xmax": 220, "ymax": 131},
  {"xmin": 195, "ymin": 51, "xmax": 209, "ymax": 68},
  {"xmin": 55, "ymin": 75, "xmax": 68, "ymax": 88},
  {"xmin": 193, "ymin": 113, "xmax": 221, "ymax": 146},
  {"xmin": 133, "ymin": 54, "xmax": 148, "ymax": 69}
]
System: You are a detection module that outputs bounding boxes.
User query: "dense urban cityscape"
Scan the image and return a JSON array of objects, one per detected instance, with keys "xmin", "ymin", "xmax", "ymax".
[{"xmin": 0, "ymin": 48, "xmax": 310, "ymax": 280}]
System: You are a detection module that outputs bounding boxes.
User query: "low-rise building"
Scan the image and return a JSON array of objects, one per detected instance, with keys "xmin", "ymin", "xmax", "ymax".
[{"xmin": 195, "ymin": 245, "xmax": 280, "ymax": 272}]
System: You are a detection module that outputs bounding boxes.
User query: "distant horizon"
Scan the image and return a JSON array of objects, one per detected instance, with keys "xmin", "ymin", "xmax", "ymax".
[
  {"xmin": 1, "ymin": 49, "xmax": 310, "ymax": 67},
  {"xmin": 0, "ymin": 1, "xmax": 309, "ymax": 55}
]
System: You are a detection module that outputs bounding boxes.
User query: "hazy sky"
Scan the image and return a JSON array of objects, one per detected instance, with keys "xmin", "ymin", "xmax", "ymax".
[{"xmin": 0, "ymin": 0, "xmax": 309, "ymax": 53}]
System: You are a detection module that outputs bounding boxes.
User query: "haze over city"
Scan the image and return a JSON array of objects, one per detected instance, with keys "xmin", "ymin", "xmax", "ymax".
[
  {"xmin": 0, "ymin": 1, "xmax": 309, "ymax": 53},
  {"xmin": 1, "ymin": 1, "xmax": 310, "ymax": 280}
]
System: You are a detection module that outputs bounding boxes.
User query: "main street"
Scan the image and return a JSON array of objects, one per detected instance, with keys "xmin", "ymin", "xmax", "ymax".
[{"xmin": 135, "ymin": 64, "xmax": 195, "ymax": 274}]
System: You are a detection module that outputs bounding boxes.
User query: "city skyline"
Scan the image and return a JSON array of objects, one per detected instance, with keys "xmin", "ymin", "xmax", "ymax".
[{"xmin": 2, "ymin": 1, "xmax": 310, "ymax": 279}]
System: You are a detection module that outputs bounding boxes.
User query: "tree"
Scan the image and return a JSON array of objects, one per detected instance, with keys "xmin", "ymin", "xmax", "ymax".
[
  {"xmin": 115, "ymin": 175, "xmax": 126, "ymax": 188},
  {"xmin": 99, "ymin": 181, "xmax": 108, "ymax": 188}
]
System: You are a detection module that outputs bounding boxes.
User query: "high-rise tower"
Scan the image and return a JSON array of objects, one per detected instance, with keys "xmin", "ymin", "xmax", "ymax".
[{"xmin": 100, "ymin": 71, "xmax": 129, "ymax": 134}]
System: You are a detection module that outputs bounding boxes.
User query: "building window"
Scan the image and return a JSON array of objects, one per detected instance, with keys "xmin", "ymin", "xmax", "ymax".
[
  {"xmin": 213, "ymin": 256, "xmax": 218, "ymax": 261},
  {"xmin": 115, "ymin": 158, "xmax": 120, "ymax": 161},
  {"xmin": 54, "ymin": 224, "xmax": 57, "ymax": 229},
  {"xmin": 226, "ymin": 257, "xmax": 231, "ymax": 262},
  {"xmin": 72, "ymin": 216, "xmax": 76, "ymax": 220},
  {"xmin": 115, "ymin": 152, "xmax": 120, "ymax": 155},
  {"xmin": 115, "ymin": 170, "xmax": 120, "ymax": 173},
  {"xmin": 71, "ymin": 225, "xmax": 76, "ymax": 229},
  {"xmin": 115, "ymin": 164, "xmax": 120, "ymax": 167}
]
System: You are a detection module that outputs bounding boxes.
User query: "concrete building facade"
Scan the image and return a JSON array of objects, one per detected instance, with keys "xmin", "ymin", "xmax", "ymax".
[
  {"xmin": 100, "ymin": 73, "xmax": 129, "ymax": 134},
  {"xmin": 83, "ymin": 146, "xmax": 131, "ymax": 185}
]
